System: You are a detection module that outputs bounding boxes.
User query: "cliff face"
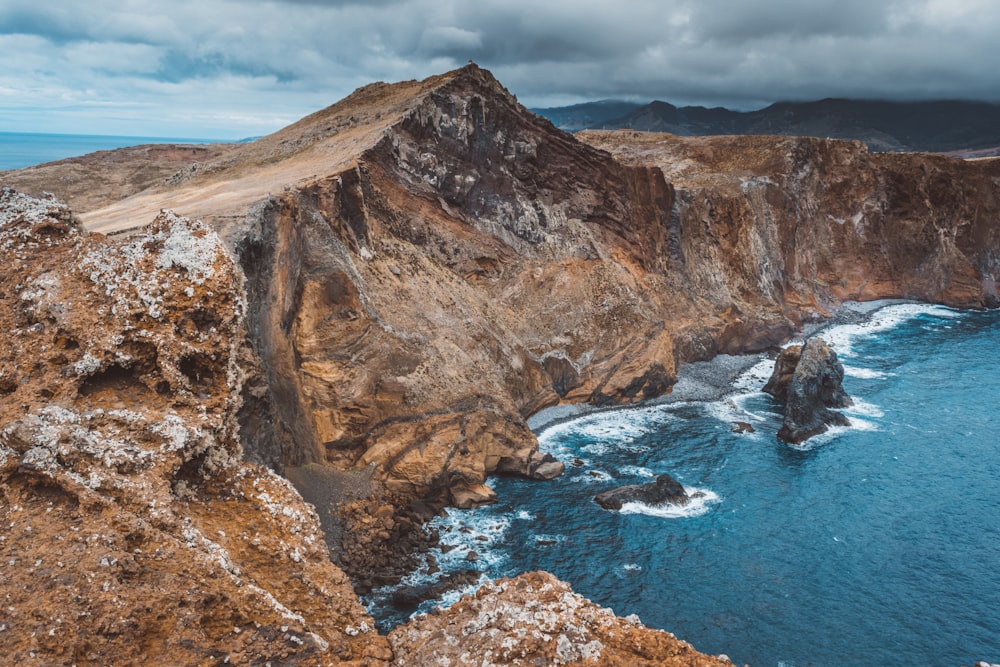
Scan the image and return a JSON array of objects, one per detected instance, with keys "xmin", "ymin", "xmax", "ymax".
[
  {"xmin": 235, "ymin": 66, "xmax": 687, "ymax": 504},
  {"xmin": 229, "ymin": 66, "xmax": 1000, "ymax": 505}
]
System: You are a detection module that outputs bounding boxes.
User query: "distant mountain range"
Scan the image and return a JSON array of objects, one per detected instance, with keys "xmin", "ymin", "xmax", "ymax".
[{"xmin": 533, "ymin": 98, "xmax": 1000, "ymax": 154}]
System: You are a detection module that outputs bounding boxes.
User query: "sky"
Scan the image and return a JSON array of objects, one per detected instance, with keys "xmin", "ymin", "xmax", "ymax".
[{"xmin": 2, "ymin": 0, "xmax": 999, "ymax": 139}]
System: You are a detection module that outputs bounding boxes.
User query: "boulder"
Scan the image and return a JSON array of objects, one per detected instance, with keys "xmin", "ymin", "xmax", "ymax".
[
  {"xmin": 594, "ymin": 473, "xmax": 689, "ymax": 510},
  {"xmin": 763, "ymin": 337, "xmax": 853, "ymax": 443},
  {"xmin": 528, "ymin": 451, "xmax": 566, "ymax": 480},
  {"xmin": 450, "ymin": 482, "xmax": 498, "ymax": 509}
]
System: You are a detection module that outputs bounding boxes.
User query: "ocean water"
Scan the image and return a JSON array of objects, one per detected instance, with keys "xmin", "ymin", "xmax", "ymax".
[
  {"xmin": 372, "ymin": 304, "xmax": 1000, "ymax": 666},
  {"xmin": 0, "ymin": 132, "xmax": 225, "ymax": 171}
]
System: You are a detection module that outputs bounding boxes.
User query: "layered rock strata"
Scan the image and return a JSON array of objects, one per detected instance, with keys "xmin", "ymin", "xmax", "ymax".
[{"xmin": 763, "ymin": 338, "xmax": 853, "ymax": 443}]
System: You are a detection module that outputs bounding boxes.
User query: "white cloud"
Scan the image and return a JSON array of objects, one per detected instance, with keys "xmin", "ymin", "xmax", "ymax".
[{"xmin": 0, "ymin": 0, "xmax": 998, "ymax": 137}]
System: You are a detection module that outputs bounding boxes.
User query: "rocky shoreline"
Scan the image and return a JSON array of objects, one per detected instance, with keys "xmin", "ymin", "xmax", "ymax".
[{"xmin": 528, "ymin": 299, "xmax": 909, "ymax": 440}]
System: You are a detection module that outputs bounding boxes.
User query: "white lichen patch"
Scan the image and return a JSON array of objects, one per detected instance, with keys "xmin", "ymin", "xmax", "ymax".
[{"xmin": 154, "ymin": 211, "xmax": 221, "ymax": 284}]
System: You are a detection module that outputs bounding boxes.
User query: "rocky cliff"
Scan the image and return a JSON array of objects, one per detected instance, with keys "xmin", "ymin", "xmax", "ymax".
[
  {"xmin": 6, "ymin": 64, "xmax": 1000, "ymax": 515},
  {"xmin": 4, "ymin": 63, "xmax": 1000, "ymax": 664},
  {"xmin": 229, "ymin": 66, "xmax": 1000, "ymax": 506}
]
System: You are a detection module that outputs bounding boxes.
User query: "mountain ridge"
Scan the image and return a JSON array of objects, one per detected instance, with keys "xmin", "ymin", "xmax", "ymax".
[{"xmin": 535, "ymin": 97, "xmax": 1000, "ymax": 153}]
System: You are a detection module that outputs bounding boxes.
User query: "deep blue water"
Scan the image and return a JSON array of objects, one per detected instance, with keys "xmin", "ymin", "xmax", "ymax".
[
  {"xmin": 373, "ymin": 304, "xmax": 1000, "ymax": 666},
  {"xmin": 0, "ymin": 132, "xmax": 225, "ymax": 170}
]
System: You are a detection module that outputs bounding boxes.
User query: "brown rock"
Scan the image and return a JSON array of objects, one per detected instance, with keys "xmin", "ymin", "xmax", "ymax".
[{"xmin": 450, "ymin": 483, "xmax": 499, "ymax": 509}]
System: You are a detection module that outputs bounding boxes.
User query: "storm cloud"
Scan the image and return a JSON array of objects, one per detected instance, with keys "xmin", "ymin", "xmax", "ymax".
[{"xmin": 1, "ymin": 0, "xmax": 998, "ymax": 137}]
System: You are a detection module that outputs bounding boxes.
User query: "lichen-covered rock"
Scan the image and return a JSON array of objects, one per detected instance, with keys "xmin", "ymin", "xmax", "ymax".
[
  {"xmin": 388, "ymin": 571, "xmax": 731, "ymax": 666},
  {"xmin": 763, "ymin": 337, "xmax": 853, "ymax": 443},
  {"xmin": 0, "ymin": 189, "xmax": 390, "ymax": 665}
]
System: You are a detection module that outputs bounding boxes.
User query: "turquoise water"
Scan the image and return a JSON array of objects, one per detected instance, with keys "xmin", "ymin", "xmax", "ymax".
[
  {"xmin": 374, "ymin": 304, "xmax": 1000, "ymax": 666},
  {"xmin": 0, "ymin": 132, "xmax": 225, "ymax": 170}
]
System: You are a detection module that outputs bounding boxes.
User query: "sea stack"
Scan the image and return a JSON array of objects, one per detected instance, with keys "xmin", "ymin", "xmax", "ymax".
[{"xmin": 763, "ymin": 337, "xmax": 853, "ymax": 443}]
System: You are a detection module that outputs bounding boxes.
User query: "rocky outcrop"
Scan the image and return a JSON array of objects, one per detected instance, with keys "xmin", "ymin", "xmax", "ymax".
[
  {"xmin": 764, "ymin": 338, "xmax": 853, "ymax": 443},
  {"xmin": 0, "ymin": 189, "xmax": 390, "ymax": 665},
  {"xmin": 595, "ymin": 473, "xmax": 691, "ymax": 510},
  {"xmin": 388, "ymin": 571, "xmax": 732, "ymax": 667}
]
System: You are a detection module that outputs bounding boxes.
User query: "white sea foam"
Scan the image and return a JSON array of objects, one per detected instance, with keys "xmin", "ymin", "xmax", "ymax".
[
  {"xmin": 730, "ymin": 357, "xmax": 778, "ymax": 393},
  {"xmin": 704, "ymin": 395, "xmax": 770, "ymax": 428},
  {"xmin": 785, "ymin": 413, "xmax": 879, "ymax": 450},
  {"xmin": 844, "ymin": 398, "xmax": 884, "ymax": 419},
  {"xmin": 619, "ymin": 465, "xmax": 656, "ymax": 478},
  {"xmin": 426, "ymin": 509, "xmax": 511, "ymax": 572},
  {"xmin": 819, "ymin": 303, "xmax": 959, "ymax": 358},
  {"xmin": 570, "ymin": 469, "xmax": 614, "ymax": 484},
  {"xmin": 843, "ymin": 365, "xmax": 887, "ymax": 379},
  {"xmin": 515, "ymin": 510, "xmax": 535, "ymax": 521},
  {"xmin": 537, "ymin": 403, "xmax": 676, "ymax": 455},
  {"xmin": 614, "ymin": 563, "xmax": 643, "ymax": 577},
  {"xmin": 618, "ymin": 487, "xmax": 720, "ymax": 518}
]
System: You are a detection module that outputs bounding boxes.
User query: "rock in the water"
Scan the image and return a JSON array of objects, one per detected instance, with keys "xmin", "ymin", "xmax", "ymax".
[
  {"xmin": 763, "ymin": 337, "xmax": 853, "ymax": 443},
  {"xmin": 594, "ymin": 473, "xmax": 689, "ymax": 510},
  {"xmin": 528, "ymin": 451, "xmax": 566, "ymax": 480},
  {"xmin": 391, "ymin": 570, "xmax": 481, "ymax": 611}
]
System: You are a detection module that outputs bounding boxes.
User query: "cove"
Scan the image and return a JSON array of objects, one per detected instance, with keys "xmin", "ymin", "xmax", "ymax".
[{"xmin": 372, "ymin": 304, "xmax": 1000, "ymax": 667}]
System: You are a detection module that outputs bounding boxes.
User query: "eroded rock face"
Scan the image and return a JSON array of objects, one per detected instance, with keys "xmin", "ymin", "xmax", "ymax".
[
  {"xmin": 763, "ymin": 338, "xmax": 853, "ymax": 443},
  {"xmin": 595, "ymin": 473, "xmax": 690, "ymax": 511},
  {"xmin": 388, "ymin": 571, "xmax": 731, "ymax": 667},
  {"xmin": 226, "ymin": 66, "xmax": 1000, "ymax": 509},
  {"xmin": 0, "ymin": 189, "xmax": 390, "ymax": 665}
]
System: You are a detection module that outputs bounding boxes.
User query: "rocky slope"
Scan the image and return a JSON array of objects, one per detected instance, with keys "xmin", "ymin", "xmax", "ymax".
[
  {"xmin": 229, "ymin": 66, "xmax": 1000, "ymax": 507},
  {"xmin": 0, "ymin": 187, "xmax": 730, "ymax": 665},
  {"xmin": 388, "ymin": 571, "xmax": 732, "ymax": 667}
]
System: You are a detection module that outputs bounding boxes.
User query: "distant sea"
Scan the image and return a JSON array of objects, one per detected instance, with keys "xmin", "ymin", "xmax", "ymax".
[{"xmin": 0, "ymin": 131, "xmax": 229, "ymax": 171}]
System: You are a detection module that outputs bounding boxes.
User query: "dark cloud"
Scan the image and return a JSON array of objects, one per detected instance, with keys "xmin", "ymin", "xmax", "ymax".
[{"xmin": 1, "ymin": 0, "xmax": 998, "ymax": 137}]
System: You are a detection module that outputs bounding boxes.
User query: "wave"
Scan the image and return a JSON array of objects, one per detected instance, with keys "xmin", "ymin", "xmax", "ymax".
[
  {"xmin": 619, "ymin": 465, "xmax": 656, "ymax": 478},
  {"xmin": 730, "ymin": 357, "xmax": 780, "ymax": 393},
  {"xmin": 819, "ymin": 303, "xmax": 960, "ymax": 358},
  {"xmin": 536, "ymin": 403, "xmax": 679, "ymax": 455},
  {"xmin": 844, "ymin": 398, "xmax": 884, "ymax": 418},
  {"xmin": 569, "ymin": 469, "xmax": 614, "ymax": 484},
  {"xmin": 704, "ymin": 394, "xmax": 770, "ymax": 428},
  {"xmin": 618, "ymin": 487, "xmax": 720, "ymax": 518},
  {"xmin": 784, "ymin": 413, "xmax": 880, "ymax": 450},
  {"xmin": 843, "ymin": 365, "xmax": 888, "ymax": 379}
]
